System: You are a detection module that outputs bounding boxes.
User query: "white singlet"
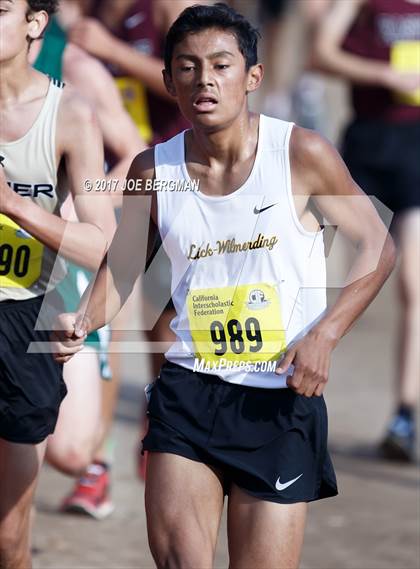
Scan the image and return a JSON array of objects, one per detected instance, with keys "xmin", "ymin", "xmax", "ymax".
[
  {"xmin": 155, "ymin": 115, "xmax": 326, "ymax": 388},
  {"xmin": 0, "ymin": 79, "xmax": 67, "ymax": 301}
]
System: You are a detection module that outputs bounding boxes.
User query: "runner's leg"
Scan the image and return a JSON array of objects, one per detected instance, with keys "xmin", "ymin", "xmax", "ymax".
[
  {"xmin": 46, "ymin": 347, "xmax": 103, "ymax": 475},
  {"xmin": 0, "ymin": 439, "xmax": 46, "ymax": 569},
  {"xmin": 91, "ymin": 286, "xmax": 137, "ymax": 466},
  {"xmin": 396, "ymin": 208, "xmax": 420, "ymax": 407},
  {"xmin": 380, "ymin": 208, "xmax": 420, "ymax": 460},
  {"xmin": 227, "ymin": 484, "xmax": 307, "ymax": 569},
  {"xmin": 93, "ymin": 328, "xmax": 121, "ymax": 464},
  {"xmin": 145, "ymin": 452, "xmax": 224, "ymax": 569}
]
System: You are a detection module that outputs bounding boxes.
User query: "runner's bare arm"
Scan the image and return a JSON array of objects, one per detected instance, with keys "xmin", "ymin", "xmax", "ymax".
[
  {"xmin": 276, "ymin": 127, "xmax": 396, "ymax": 396},
  {"xmin": 53, "ymin": 148, "xmax": 157, "ymax": 362},
  {"xmin": 0, "ymin": 89, "xmax": 116, "ymax": 271},
  {"xmin": 69, "ymin": 1, "xmax": 195, "ymax": 101},
  {"xmin": 63, "ymin": 43, "xmax": 146, "ymax": 186},
  {"xmin": 79, "ymin": 148, "xmax": 157, "ymax": 332},
  {"xmin": 69, "ymin": 20, "xmax": 172, "ymax": 101},
  {"xmin": 313, "ymin": 0, "xmax": 420, "ymax": 93}
]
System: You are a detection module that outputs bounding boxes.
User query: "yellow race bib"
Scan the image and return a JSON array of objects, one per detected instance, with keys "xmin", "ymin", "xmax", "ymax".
[
  {"xmin": 187, "ymin": 283, "xmax": 286, "ymax": 364},
  {"xmin": 391, "ymin": 41, "xmax": 420, "ymax": 106},
  {"xmin": 0, "ymin": 214, "xmax": 43, "ymax": 288},
  {"xmin": 115, "ymin": 77, "xmax": 153, "ymax": 143}
]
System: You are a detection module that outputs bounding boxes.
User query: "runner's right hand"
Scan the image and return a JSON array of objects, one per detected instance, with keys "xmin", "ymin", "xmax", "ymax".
[{"xmin": 52, "ymin": 312, "xmax": 89, "ymax": 364}]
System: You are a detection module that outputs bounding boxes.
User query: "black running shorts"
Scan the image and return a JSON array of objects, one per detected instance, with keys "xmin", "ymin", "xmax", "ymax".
[
  {"xmin": 0, "ymin": 292, "xmax": 67, "ymax": 444},
  {"xmin": 342, "ymin": 119, "xmax": 420, "ymax": 217},
  {"xmin": 142, "ymin": 361, "xmax": 338, "ymax": 504}
]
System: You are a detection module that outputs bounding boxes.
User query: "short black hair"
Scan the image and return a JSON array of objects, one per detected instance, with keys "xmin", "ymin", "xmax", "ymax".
[
  {"xmin": 164, "ymin": 3, "xmax": 260, "ymax": 75},
  {"xmin": 27, "ymin": 0, "xmax": 59, "ymax": 16}
]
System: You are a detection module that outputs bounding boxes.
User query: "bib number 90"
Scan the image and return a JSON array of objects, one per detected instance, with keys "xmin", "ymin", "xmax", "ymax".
[
  {"xmin": 0, "ymin": 214, "xmax": 44, "ymax": 288},
  {"xmin": 0, "ymin": 244, "xmax": 30, "ymax": 277}
]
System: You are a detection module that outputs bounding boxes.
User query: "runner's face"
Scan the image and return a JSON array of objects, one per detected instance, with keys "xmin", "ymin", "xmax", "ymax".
[
  {"xmin": 0, "ymin": 0, "xmax": 46, "ymax": 63},
  {"xmin": 166, "ymin": 28, "xmax": 262, "ymax": 129}
]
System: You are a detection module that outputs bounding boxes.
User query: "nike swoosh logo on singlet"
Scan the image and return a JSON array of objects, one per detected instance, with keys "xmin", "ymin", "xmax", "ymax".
[
  {"xmin": 253, "ymin": 203, "xmax": 277, "ymax": 214},
  {"xmin": 275, "ymin": 473, "xmax": 303, "ymax": 491}
]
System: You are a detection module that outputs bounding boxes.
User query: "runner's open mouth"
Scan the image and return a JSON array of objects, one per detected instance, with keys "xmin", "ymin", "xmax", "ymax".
[{"xmin": 193, "ymin": 95, "xmax": 218, "ymax": 110}]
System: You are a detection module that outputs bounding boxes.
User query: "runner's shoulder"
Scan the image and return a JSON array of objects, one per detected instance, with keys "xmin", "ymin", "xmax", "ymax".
[
  {"xmin": 290, "ymin": 125, "xmax": 332, "ymax": 167},
  {"xmin": 58, "ymin": 85, "xmax": 99, "ymax": 133},
  {"xmin": 290, "ymin": 125, "xmax": 345, "ymax": 196},
  {"xmin": 55, "ymin": 86, "xmax": 101, "ymax": 157},
  {"xmin": 124, "ymin": 148, "xmax": 157, "ymax": 223},
  {"xmin": 126, "ymin": 147, "xmax": 156, "ymax": 190}
]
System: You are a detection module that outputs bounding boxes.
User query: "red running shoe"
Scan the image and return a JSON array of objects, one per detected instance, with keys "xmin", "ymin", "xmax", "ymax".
[{"xmin": 61, "ymin": 462, "xmax": 114, "ymax": 520}]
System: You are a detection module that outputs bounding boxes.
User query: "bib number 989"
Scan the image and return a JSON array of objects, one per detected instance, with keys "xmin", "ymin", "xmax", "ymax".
[{"xmin": 210, "ymin": 317, "xmax": 263, "ymax": 356}]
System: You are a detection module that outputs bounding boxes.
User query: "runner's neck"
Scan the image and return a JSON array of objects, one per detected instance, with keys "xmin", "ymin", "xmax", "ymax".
[
  {"xmin": 0, "ymin": 64, "xmax": 43, "ymax": 105},
  {"xmin": 187, "ymin": 113, "xmax": 260, "ymax": 168}
]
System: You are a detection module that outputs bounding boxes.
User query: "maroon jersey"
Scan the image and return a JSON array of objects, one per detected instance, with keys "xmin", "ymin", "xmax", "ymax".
[
  {"xmin": 93, "ymin": 0, "xmax": 190, "ymax": 144},
  {"xmin": 342, "ymin": 0, "xmax": 420, "ymax": 122}
]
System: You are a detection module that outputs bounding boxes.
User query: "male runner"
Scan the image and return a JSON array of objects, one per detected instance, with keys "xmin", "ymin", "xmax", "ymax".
[
  {"xmin": 314, "ymin": 0, "xmax": 420, "ymax": 461},
  {"xmin": 53, "ymin": 4, "xmax": 396, "ymax": 567},
  {"xmin": 0, "ymin": 0, "xmax": 114, "ymax": 566}
]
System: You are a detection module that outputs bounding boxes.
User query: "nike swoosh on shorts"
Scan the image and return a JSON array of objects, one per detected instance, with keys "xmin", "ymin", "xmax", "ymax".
[{"xmin": 275, "ymin": 473, "xmax": 303, "ymax": 491}]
